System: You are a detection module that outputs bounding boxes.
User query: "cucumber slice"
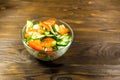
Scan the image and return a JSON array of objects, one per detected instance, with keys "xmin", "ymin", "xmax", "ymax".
[
  {"xmin": 57, "ymin": 41, "xmax": 69, "ymax": 46},
  {"xmin": 49, "ymin": 25, "xmax": 57, "ymax": 35},
  {"xmin": 56, "ymin": 34, "xmax": 70, "ymax": 41},
  {"xmin": 26, "ymin": 20, "xmax": 33, "ymax": 27},
  {"xmin": 53, "ymin": 24, "xmax": 59, "ymax": 32},
  {"xmin": 26, "ymin": 20, "xmax": 33, "ymax": 32},
  {"xmin": 31, "ymin": 32, "xmax": 45, "ymax": 39},
  {"xmin": 56, "ymin": 34, "xmax": 71, "ymax": 46},
  {"xmin": 25, "ymin": 37, "xmax": 32, "ymax": 42},
  {"xmin": 46, "ymin": 35, "xmax": 54, "ymax": 37},
  {"xmin": 44, "ymin": 30, "xmax": 50, "ymax": 35},
  {"xmin": 44, "ymin": 31, "xmax": 54, "ymax": 37}
]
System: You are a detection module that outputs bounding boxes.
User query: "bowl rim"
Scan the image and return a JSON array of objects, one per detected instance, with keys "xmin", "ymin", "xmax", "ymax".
[{"xmin": 21, "ymin": 18, "xmax": 74, "ymax": 52}]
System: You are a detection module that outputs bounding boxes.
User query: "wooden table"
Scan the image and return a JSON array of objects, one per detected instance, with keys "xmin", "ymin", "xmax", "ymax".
[{"xmin": 0, "ymin": 0, "xmax": 120, "ymax": 80}]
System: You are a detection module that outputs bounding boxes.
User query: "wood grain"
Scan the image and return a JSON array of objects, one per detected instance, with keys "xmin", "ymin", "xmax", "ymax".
[{"xmin": 0, "ymin": 0, "xmax": 120, "ymax": 80}]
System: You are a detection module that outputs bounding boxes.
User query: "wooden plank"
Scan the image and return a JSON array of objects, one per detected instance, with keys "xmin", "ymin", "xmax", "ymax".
[{"xmin": 0, "ymin": 0, "xmax": 120, "ymax": 80}]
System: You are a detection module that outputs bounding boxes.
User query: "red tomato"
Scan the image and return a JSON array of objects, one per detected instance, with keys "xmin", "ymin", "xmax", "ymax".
[
  {"xmin": 46, "ymin": 51, "xmax": 55, "ymax": 56},
  {"xmin": 28, "ymin": 40, "xmax": 43, "ymax": 50},
  {"xmin": 39, "ymin": 22, "xmax": 51, "ymax": 31},
  {"xmin": 43, "ymin": 18, "xmax": 56, "ymax": 26},
  {"xmin": 42, "ymin": 38, "xmax": 56, "ymax": 47},
  {"xmin": 58, "ymin": 26, "xmax": 69, "ymax": 35}
]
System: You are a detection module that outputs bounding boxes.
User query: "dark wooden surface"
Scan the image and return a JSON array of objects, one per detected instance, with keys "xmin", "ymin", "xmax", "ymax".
[{"xmin": 0, "ymin": 0, "xmax": 120, "ymax": 80}]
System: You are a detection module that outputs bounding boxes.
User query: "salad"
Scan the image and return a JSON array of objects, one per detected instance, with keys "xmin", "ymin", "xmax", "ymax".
[{"xmin": 24, "ymin": 18, "xmax": 71, "ymax": 56}]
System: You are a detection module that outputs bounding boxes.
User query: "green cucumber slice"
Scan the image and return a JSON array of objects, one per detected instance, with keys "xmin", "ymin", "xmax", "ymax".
[
  {"xmin": 26, "ymin": 20, "xmax": 33, "ymax": 28},
  {"xmin": 53, "ymin": 24, "xmax": 59, "ymax": 32},
  {"xmin": 31, "ymin": 32, "xmax": 45, "ymax": 39},
  {"xmin": 57, "ymin": 41, "xmax": 69, "ymax": 46}
]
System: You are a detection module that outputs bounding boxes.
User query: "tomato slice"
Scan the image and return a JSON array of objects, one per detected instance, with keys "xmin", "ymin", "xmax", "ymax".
[
  {"xmin": 25, "ymin": 33, "xmax": 31, "ymax": 38},
  {"xmin": 46, "ymin": 51, "xmax": 55, "ymax": 56},
  {"xmin": 42, "ymin": 38, "xmax": 56, "ymax": 47},
  {"xmin": 39, "ymin": 22, "xmax": 51, "ymax": 31},
  {"xmin": 28, "ymin": 40, "xmax": 43, "ymax": 50},
  {"xmin": 58, "ymin": 25, "xmax": 69, "ymax": 35},
  {"xmin": 45, "ymin": 47, "xmax": 55, "ymax": 56},
  {"xmin": 43, "ymin": 18, "xmax": 56, "ymax": 26}
]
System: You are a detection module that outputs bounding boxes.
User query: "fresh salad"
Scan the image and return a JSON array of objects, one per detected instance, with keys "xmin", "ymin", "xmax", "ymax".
[{"xmin": 24, "ymin": 18, "xmax": 71, "ymax": 56}]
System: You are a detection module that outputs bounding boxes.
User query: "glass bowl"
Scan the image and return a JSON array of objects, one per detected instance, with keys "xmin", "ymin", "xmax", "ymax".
[{"xmin": 21, "ymin": 17, "xmax": 74, "ymax": 61}]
